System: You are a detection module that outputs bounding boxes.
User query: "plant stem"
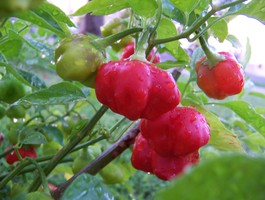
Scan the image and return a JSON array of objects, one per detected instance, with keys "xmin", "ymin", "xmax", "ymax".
[
  {"xmin": 0, "ymin": 146, "xmax": 14, "ymax": 159},
  {"xmin": 26, "ymin": 158, "xmax": 50, "ymax": 194},
  {"xmin": 182, "ymin": 79, "xmax": 192, "ymax": 97},
  {"xmin": 152, "ymin": 0, "xmax": 247, "ymax": 46},
  {"xmin": 50, "ymin": 66, "xmax": 182, "ymax": 199},
  {"xmin": 28, "ymin": 105, "xmax": 108, "ymax": 192},
  {"xmin": 0, "ymin": 162, "xmax": 27, "ymax": 188},
  {"xmin": 51, "ymin": 122, "xmax": 140, "ymax": 200},
  {"xmin": 0, "ymin": 136, "xmax": 106, "ymax": 183},
  {"xmin": 70, "ymin": 135, "xmax": 106, "ymax": 152},
  {"xmin": 0, "ymin": 158, "xmax": 72, "ymax": 181},
  {"xmin": 109, "ymin": 117, "xmax": 127, "ymax": 134},
  {"xmin": 146, "ymin": 0, "xmax": 162, "ymax": 56},
  {"xmin": 198, "ymin": 35, "xmax": 225, "ymax": 67},
  {"xmin": 131, "ymin": 27, "xmax": 152, "ymax": 61},
  {"xmin": 91, "ymin": 28, "xmax": 142, "ymax": 49}
]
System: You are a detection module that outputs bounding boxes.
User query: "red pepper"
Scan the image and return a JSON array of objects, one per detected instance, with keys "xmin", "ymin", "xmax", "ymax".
[
  {"xmin": 95, "ymin": 60, "xmax": 180, "ymax": 120},
  {"xmin": 5, "ymin": 146, "xmax": 37, "ymax": 165},
  {"xmin": 140, "ymin": 107, "xmax": 210, "ymax": 156},
  {"xmin": 195, "ymin": 52, "xmax": 245, "ymax": 100},
  {"xmin": 131, "ymin": 133, "xmax": 200, "ymax": 180},
  {"xmin": 151, "ymin": 150, "xmax": 199, "ymax": 181},
  {"xmin": 131, "ymin": 133, "xmax": 153, "ymax": 173},
  {"xmin": 48, "ymin": 183, "xmax": 58, "ymax": 192},
  {"xmin": 121, "ymin": 42, "xmax": 160, "ymax": 63}
]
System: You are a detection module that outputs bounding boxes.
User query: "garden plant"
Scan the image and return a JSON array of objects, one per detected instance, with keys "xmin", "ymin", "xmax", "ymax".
[{"xmin": 0, "ymin": 0, "xmax": 265, "ymax": 199}]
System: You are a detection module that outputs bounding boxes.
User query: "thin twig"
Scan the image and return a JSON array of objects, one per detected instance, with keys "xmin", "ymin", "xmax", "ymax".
[{"xmin": 51, "ymin": 122, "xmax": 140, "ymax": 200}]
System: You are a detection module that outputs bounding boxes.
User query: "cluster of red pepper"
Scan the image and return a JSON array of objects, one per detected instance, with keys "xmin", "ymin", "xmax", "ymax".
[{"xmin": 95, "ymin": 43, "xmax": 211, "ymax": 180}]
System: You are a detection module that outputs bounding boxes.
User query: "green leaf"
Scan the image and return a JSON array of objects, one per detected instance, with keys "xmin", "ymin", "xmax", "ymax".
[
  {"xmin": 43, "ymin": 126, "xmax": 64, "ymax": 145},
  {"xmin": 220, "ymin": 100, "xmax": 265, "ymax": 136},
  {"xmin": 244, "ymin": 132, "xmax": 265, "ymax": 150},
  {"xmin": 176, "ymin": 46, "xmax": 190, "ymax": 62},
  {"xmin": 72, "ymin": 0, "xmax": 130, "ymax": 16},
  {"xmin": 162, "ymin": 0, "xmax": 179, "ymax": 19},
  {"xmin": 238, "ymin": 0, "xmax": 265, "ymax": 24},
  {"xmin": 208, "ymin": 17, "xmax": 228, "ymax": 42},
  {"xmin": 194, "ymin": 105, "xmax": 243, "ymax": 152},
  {"xmin": 226, "ymin": 34, "xmax": 242, "ymax": 49},
  {"xmin": 13, "ymin": 9, "xmax": 67, "ymax": 37},
  {"xmin": 255, "ymin": 107, "xmax": 265, "ymax": 115},
  {"xmin": 233, "ymin": 120, "xmax": 265, "ymax": 152},
  {"xmin": 62, "ymin": 174, "xmax": 114, "ymax": 200},
  {"xmin": 0, "ymin": 39, "xmax": 22, "ymax": 59},
  {"xmin": 157, "ymin": 18, "xmax": 178, "ymax": 55},
  {"xmin": 157, "ymin": 17, "xmax": 189, "ymax": 62},
  {"xmin": 20, "ymin": 126, "xmax": 47, "ymax": 145},
  {"xmin": 18, "ymin": 69, "xmax": 47, "ymax": 89},
  {"xmin": 128, "ymin": 0, "xmax": 158, "ymax": 18},
  {"xmin": 169, "ymin": 0, "xmax": 200, "ymax": 14},
  {"xmin": 162, "ymin": 4, "xmax": 197, "ymax": 26},
  {"xmin": 29, "ymin": 2, "xmax": 76, "ymax": 36},
  {"xmin": 250, "ymin": 91, "xmax": 265, "ymax": 99},
  {"xmin": 190, "ymin": 47, "xmax": 204, "ymax": 70},
  {"xmin": 242, "ymin": 37, "xmax": 251, "ymax": 67},
  {"xmin": 0, "ymin": 63, "xmax": 32, "ymax": 87},
  {"xmin": 20, "ymin": 82, "xmax": 87, "ymax": 105},
  {"xmin": 67, "ymin": 119, "xmax": 88, "ymax": 141},
  {"xmin": 155, "ymin": 154, "xmax": 265, "ymax": 200},
  {"xmin": 195, "ymin": 0, "xmax": 210, "ymax": 15},
  {"xmin": 0, "ymin": 29, "xmax": 41, "ymax": 61},
  {"xmin": 39, "ymin": 2, "xmax": 75, "ymax": 27},
  {"xmin": 8, "ymin": 30, "xmax": 39, "ymax": 51},
  {"xmin": 155, "ymin": 60, "xmax": 188, "ymax": 70}
]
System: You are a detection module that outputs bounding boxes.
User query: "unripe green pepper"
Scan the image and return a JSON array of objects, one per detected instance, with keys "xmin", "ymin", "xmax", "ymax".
[
  {"xmin": 101, "ymin": 18, "xmax": 133, "ymax": 51},
  {"xmin": 99, "ymin": 162, "xmax": 126, "ymax": 184},
  {"xmin": 72, "ymin": 149, "xmax": 93, "ymax": 174},
  {"xmin": 42, "ymin": 141, "xmax": 62, "ymax": 156},
  {"xmin": 55, "ymin": 34, "xmax": 106, "ymax": 88},
  {"xmin": 6, "ymin": 122, "xmax": 24, "ymax": 144},
  {"xmin": 6, "ymin": 104, "xmax": 26, "ymax": 119},
  {"xmin": 0, "ymin": 0, "xmax": 44, "ymax": 16},
  {"xmin": 0, "ymin": 74, "xmax": 27, "ymax": 104}
]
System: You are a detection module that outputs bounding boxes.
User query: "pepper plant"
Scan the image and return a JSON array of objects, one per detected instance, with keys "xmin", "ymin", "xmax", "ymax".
[{"xmin": 0, "ymin": 0, "xmax": 265, "ymax": 200}]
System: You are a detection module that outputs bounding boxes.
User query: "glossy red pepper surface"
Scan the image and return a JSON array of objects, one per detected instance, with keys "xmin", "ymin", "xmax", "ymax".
[
  {"xmin": 131, "ymin": 133, "xmax": 199, "ymax": 180},
  {"xmin": 141, "ymin": 107, "xmax": 210, "ymax": 156},
  {"xmin": 95, "ymin": 60, "xmax": 181, "ymax": 120},
  {"xmin": 195, "ymin": 52, "xmax": 244, "ymax": 100},
  {"xmin": 5, "ymin": 146, "xmax": 37, "ymax": 165}
]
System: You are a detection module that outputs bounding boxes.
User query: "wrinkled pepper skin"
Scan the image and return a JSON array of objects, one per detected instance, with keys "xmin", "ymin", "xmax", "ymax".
[
  {"xmin": 131, "ymin": 133, "xmax": 199, "ymax": 180},
  {"xmin": 131, "ymin": 133, "xmax": 153, "ymax": 173},
  {"xmin": 195, "ymin": 52, "xmax": 245, "ymax": 100},
  {"xmin": 95, "ymin": 60, "xmax": 181, "ymax": 120},
  {"xmin": 151, "ymin": 150, "xmax": 199, "ymax": 181},
  {"xmin": 141, "ymin": 107, "xmax": 210, "ymax": 156},
  {"xmin": 121, "ymin": 42, "xmax": 161, "ymax": 63}
]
